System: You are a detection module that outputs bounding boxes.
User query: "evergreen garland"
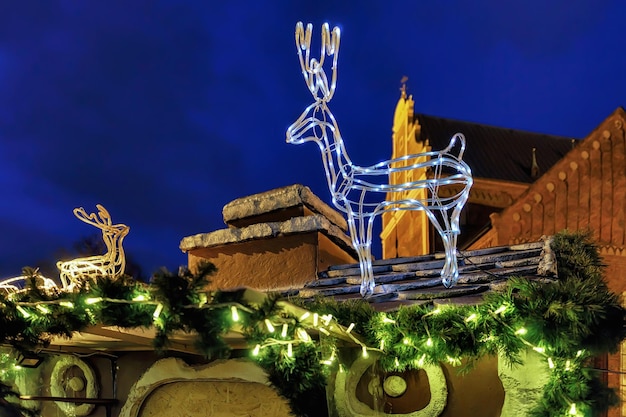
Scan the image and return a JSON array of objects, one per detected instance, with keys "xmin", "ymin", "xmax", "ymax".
[{"xmin": 0, "ymin": 231, "xmax": 622, "ymax": 417}]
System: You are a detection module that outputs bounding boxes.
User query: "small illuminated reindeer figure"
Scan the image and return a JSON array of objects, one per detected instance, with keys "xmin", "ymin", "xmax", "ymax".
[
  {"xmin": 0, "ymin": 271, "xmax": 58, "ymax": 295},
  {"xmin": 286, "ymin": 22, "xmax": 473, "ymax": 297},
  {"xmin": 56, "ymin": 205, "xmax": 129, "ymax": 289}
]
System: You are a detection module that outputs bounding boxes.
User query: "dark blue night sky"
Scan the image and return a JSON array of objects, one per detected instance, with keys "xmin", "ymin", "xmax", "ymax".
[{"xmin": 1, "ymin": 1, "xmax": 625, "ymax": 278}]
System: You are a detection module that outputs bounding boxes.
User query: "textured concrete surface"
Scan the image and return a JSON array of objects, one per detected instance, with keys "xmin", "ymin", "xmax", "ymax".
[{"xmin": 222, "ymin": 184, "xmax": 348, "ymax": 231}]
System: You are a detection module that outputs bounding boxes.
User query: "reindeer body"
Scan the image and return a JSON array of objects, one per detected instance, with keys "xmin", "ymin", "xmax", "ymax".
[
  {"xmin": 287, "ymin": 23, "xmax": 473, "ymax": 297},
  {"xmin": 56, "ymin": 205, "xmax": 129, "ymax": 290}
]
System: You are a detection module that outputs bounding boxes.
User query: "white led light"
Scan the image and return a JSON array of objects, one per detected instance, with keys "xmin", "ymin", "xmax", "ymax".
[
  {"xmin": 264, "ymin": 319, "xmax": 275, "ymax": 333},
  {"xmin": 231, "ymin": 306, "xmax": 239, "ymax": 322},
  {"xmin": 346, "ymin": 323, "xmax": 355, "ymax": 333},
  {"xmin": 252, "ymin": 344, "xmax": 261, "ymax": 356},
  {"xmin": 287, "ymin": 22, "xmax": 472, "ymax": 297},
  {"xmin": 287, "ymin": 343, "xmax": 293, "ymax": 357},
  {"xmin": 153, "ymin": 303, "xmax": 163, "ymax": 319},
  {"xmin": 569, "ymin": 403, "xmax": 577, "ymax": 415},
  {"xmin": 281, "ymin": 323, "xmax": 288, "ymax": 338}
]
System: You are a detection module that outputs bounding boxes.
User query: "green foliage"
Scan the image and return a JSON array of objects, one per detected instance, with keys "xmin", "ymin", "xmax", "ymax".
[
  {"xmin": 0, "ymin": 380, "xmax": 38, "ymax": 417},
  {"xmin": 0, "ymin": 231, "xmax": 623, "ymax": 417}
]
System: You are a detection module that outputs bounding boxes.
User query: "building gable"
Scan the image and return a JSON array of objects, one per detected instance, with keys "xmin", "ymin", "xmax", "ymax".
[{"xmin": 489, "ymin": 107, "xmax": 626, "ymax": 253}]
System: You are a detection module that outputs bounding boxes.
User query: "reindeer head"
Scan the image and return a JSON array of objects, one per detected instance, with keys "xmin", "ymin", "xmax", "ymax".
[
  {"xmin": 294, "ymin": 22, "xmax": 340, "ymax": 102},
  {"xmin": 73, "ymin": 204, "xmax": 130, "ymax": 243},
  {"xmin": 287, "ymin": 22, "xmax": 341, "ymax": 146}
]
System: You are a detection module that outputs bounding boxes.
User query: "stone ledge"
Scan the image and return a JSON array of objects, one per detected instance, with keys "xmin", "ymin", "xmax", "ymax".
[
  {"xmin": 222, "ymin": 184, "xmax": 348, "ymax": 232},
  {"xmin": 180, "ymin": 214, "xmax": 356, "ymax": 258}
]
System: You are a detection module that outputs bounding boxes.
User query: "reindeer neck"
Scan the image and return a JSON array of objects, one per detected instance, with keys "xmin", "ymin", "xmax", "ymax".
[{"xmin": 318, "ymin": 101, "xmax": 352, "ymax": 198}]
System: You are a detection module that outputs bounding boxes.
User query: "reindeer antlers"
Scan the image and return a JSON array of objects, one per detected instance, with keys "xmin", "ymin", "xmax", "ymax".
[
  {"xmin": 73, "ymin": 204, "xmax": 113, "ymax": 228},
  {"xmin": 295, "ymin": 21, "xmax": 341, "ymax": 101}
]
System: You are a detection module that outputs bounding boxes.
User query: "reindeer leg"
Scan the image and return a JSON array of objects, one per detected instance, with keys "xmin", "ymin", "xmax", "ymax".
[
  {"xmin": 441, "ymin": 230, "xmax": 459, "ymax": 288},
  {"xmin": 441, "ymin": 206, "xmax": 463, "ymax": 288},
  {"xmin": 355, "ymin": 244, "xmax": 373, "ymax": 298},
  {"xmin": 347, "ymin": 213, "xmax": 374, "ymax": 298}
]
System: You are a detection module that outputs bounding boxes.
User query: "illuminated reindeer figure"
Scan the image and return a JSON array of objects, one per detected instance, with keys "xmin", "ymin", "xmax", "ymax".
[
  {"xmin": 0, "ymin": 272, "xmax": 58, "ymax": 295},
  {"xmin": 56, "ymin": 205, "xmax": 129, "ymax": 289},
  {"xmin": 286, "ymin": 22, "xmax": 473, "ymax": 297}
]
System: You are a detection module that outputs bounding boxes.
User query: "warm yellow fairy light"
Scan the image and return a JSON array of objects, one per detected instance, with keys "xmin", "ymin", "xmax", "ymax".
[
  {"xmin": 300, "ymin": 312, "xmax": 310, "ymax": 321},
  {"xmin": 569, "ymin": 403, "xmax": 577, "ymax": 415},
  {"xmin": 493, "ymin": 304, "xmax": 507, "ymax": 315},
  {"xmin": 379, "ymin": 340, "xmax": 385, "ymax": 350},
  {"xmin": 264, "ymin": 319, "xmax": 275, "ymax": 333},
  {"xmin": 361, "ymin": 346, "xmax": 368, "ymax": 358},
  {"xmin": 403, "ymin": 338, "xmax": 410, "ymax": 345},
  {"xmin": 60, "ymin": 301, "xmax": 74, "ymax": 309},
  {"xmin": 426, "ymin": 338, "xmax": 433, "ymax": 347},
  {"xmin": 16, "ymin": 306, "xmax": 30, "ymax": 318},
  {"xmin": 85, "ymin": 297, "xmax": 103, "ymax": 305},
  {"xmin": 465, "ymin": 313, "xmax": 477, "ymax": 322},
  {"xmin": 230, "ymin": 306, "xmax": 239, "ymax": 322},
  {"xmin": 313, "ymin": 313, "xmax": 319, "ymax": 327},
  {"xmin": 287, "ymin": 343, "xmax": 293, "ymax": 357},
  {"xmin": 394, "ymin": 357, "xmax": 400, "ymax": 368},
  {"xmin": 153, "ymin": 303, "xmax": 163, "ymax": 319},
  {"xmin": 252, "ymin": 344, "xmax": 261, "ymax": 356},
  {"xmin": 417, "ymin": 353, "xmax": 426, "ymax": 367},
  {"xmin": 382, "ymin": 315, "xmax": 396, "ymax": 324},
  {"xmin": 576, "ymin": 350, "xmax": 583, "ymax": 357},
  {"xmin": 322, "ymin": 314, "xmax": 333, "ymax": 326},
  {"xmin": 132, "ymin": 295, "xmax": 147, "ymax": 302},
  {"xmin": 198, "ymin": 293, "xmax": 208, "ymax": 307},
  {"xmin": 547, "ymin": 358, "xmax": 555, "ymax": 369},
  {"xmin": 319, "ymin": 327, "xmax": 330, "ymax": 336},
  {"xmin": 447, "ymin": 356, "xmax": 461, "ymax": 366},
  {"xmin": 281, "ymin": 323, "xmax": 288, "ymax": 338},
  {"xmin": 533, "ymin": 346, "xmax": 545, "ymax": 354},
  {"xmin": 296, "ymin": 328, "xmax": 311, "ymax": 342},
  {"xmin": 515, "ymin": 328, "xmax": 527, "ymax": 335},
  {"xmin": 346, "ymin": 323, "xmax": 355, "ymax": 333},
  {"xmin": 565, "ymin": 360, "xmax": 571, "ymax": 371},
  {"xmin": 36, "ymin": 305, "xmax": 50, "ymax": 314}
]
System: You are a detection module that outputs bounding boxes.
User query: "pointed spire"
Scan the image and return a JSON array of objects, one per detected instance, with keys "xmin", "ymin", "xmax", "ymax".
[
  {"xmin": 400, "ymin": 75, "xmax": 408, "ymax": 99},
  {"xmin": 530, "ymin": 147, "xmax": 540, "ymax": 179}
]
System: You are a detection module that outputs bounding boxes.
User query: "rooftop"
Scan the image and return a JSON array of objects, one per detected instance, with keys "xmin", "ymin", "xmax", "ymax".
[
  {"xmin": 415, "ymin": 114, "xmax": 575, "ymax": 183},
  {"xmin": 291, "ymin": 238, "xmax": 557, "ymax": 311}
]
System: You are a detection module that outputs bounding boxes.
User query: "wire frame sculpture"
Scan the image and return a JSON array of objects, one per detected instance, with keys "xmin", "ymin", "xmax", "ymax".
[
  {"xmin": 0, "ymin": 273, "xmax": 58, "ymax": 295},
  {"xmin": 56, "ymin": 205, "xmax": 129, "ymax": 290},
  {"xmin": 286, "ymin": 22, "xmax": 473, "ymax": 297}
]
